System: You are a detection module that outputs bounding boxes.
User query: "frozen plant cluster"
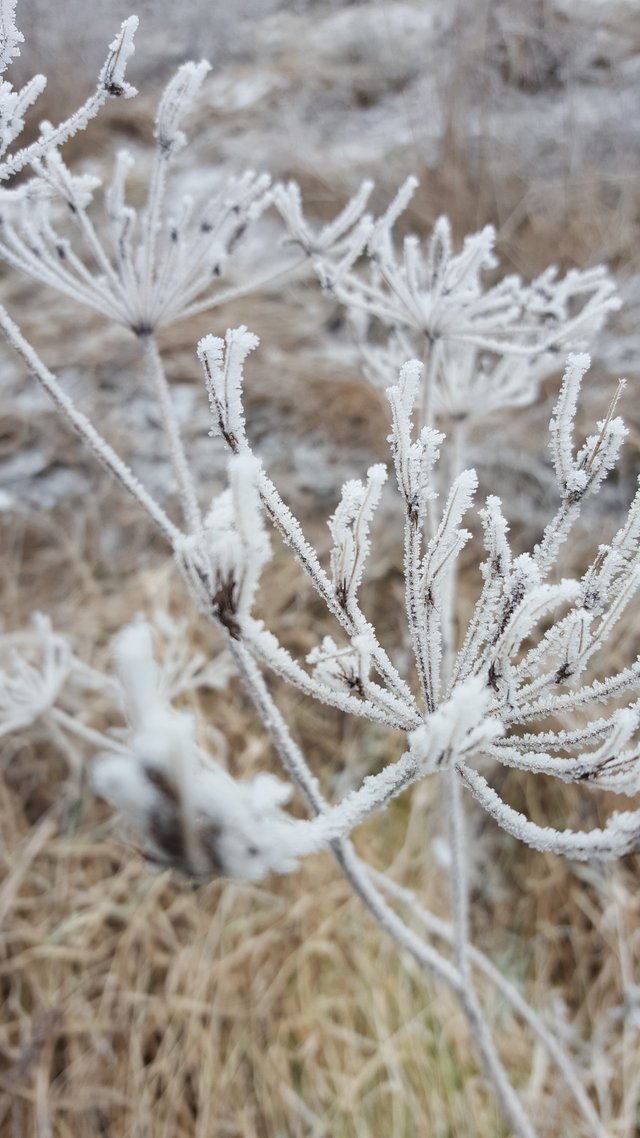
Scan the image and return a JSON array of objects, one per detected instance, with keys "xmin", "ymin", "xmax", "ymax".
[{"xmin": 0, "ymin": 5, "xmax": 636, "ymax": 1136}]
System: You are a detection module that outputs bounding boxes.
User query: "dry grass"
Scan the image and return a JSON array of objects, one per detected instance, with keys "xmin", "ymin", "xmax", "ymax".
[
  {"xmin": 3, "ymin": 2, "xmax": 640, "ymax": 1135},
  {"xmin": 3, "ymin": 490, "xmax": 640, "ymax": 1137}
]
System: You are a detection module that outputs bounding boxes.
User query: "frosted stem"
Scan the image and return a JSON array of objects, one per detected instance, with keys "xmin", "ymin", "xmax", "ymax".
[
  {"xmin": 0, "ymin": 305, "xmax": 182, "ymax": 545},
  {"xmin": 141, "ymin": 151, "xmax": 168, "ymax": 319},
  {"xmin": 404, "ymin": 512, "xmax": 433, "ymax": 712},
  {"xmin": 244, "ymin": 622, "xmax": 419, "ymax": 731},
  {"xmin": 140, "ymin": 333, "xmax": 202, "ymax": 533},
  {"xmin": 462, "ymin": 980, "xmax": 537, "ymax": 1138},
  {"xmin": 50, "ymin": 707, "xmax": 128, "ymax": 756},
  {"xmin": 448, "ymin": 772, "xmax": 536, "ymax": 1137},
  {"xmin": 226, "ymin": 639, "xmax": 463, "ymax": 992},
  {"xmin": 440, "ymin": 418, "xmax": 467, "ymax": 689},
  {"xmin": 257, "ymin": 469, "xmax": 416, "ymax": 710},
  {"xmin": 370, "ymin": 870, "xmax": 608, "ymax": 1138},
  {"xmin": 448, "ymin": 768, "xmax": 470, "ymax": 975},
  {"xmin": 227, "ymin": 638, "xmax": 535, "ymax": 1134},
  {"xmin": 176, "ymin": 254, "xmax": 308, "ymax": 322}
]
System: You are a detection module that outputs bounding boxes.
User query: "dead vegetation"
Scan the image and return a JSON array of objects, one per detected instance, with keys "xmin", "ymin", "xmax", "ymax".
[{"xmin": 2, "ymin": 1, "xmax": 640, "ymax": 1135}]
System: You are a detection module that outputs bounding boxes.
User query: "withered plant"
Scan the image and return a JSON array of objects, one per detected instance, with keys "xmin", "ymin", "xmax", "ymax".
[{"xmin": 0, "ymin": 4, "xmax": 636, "ymax": 1134}]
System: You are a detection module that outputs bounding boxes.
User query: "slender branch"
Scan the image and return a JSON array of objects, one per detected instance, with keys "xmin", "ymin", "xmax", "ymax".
[
  {"xmin": 257, "ymin": 469, "xmax": 416, "ymax": 710},
  {"xmin": 0, "ymin": 17, "xmax": 139, "ymax": 181},
  {"xmin": 243, "ymin": 621, "xmax": 419, "ymax": 731},
  {"xmin": 174, "ymin": 254, "xmax": 308, "ymax": 323},
  {"xmin": 226, "ymin": 639, "xmax": 538, "ymax": 1134},
  {"xmin": 370, "ymin": 869, "xmax": 607, "ymax": 1138},
  {"xmin": 50, "ymin": 707, "xmax": 129, "ymax": 756},
  {"xmin": 440, "ymin": 418, "xmax": 467, "ymax": 690},
  {"xmin": 226, "ymin": 638, "xmax": 463, "ymax": 993},
  {"xmin": 0, "ymin": 305, "xmax": 182, "ymax": 545},
  {"xmin": 445, "ymin": 757, "xmax": 537, "ymax": 1136},
  {"xmin": 448, "ymin": 769, "xmax": 471, "ymax": 975},
  {"xmin": 404, "ymin": 512, "xmax": 433, "ymax": 712},
  {"xmin": 67, "ymin": 191, "xmax": 130, "ymax": 315},
  {"xmin": 140, "ymin": 333, "xmax": 203, "ymax": 533},
  {"xmin": 458, "ymin": 762, "xmax": 640, "ymax": 859},
  {"xmin": 140, "ymin": 151, "xmax": 168, "ymax": 320}
]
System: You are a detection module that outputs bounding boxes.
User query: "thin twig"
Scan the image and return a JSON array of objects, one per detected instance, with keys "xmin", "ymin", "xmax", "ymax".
[
  {"xmin": 0, "ymin": 305, "xmax": 182, "ymax": 546},
  {"xmin": 140, "ymin": 334, "xmax": 203, "ymax": 534}
]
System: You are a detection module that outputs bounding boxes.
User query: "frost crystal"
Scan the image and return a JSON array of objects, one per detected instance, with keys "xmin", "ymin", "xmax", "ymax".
[{"xmin": 0, "ymin": 0, "xmax": 23, "ymax": 73}]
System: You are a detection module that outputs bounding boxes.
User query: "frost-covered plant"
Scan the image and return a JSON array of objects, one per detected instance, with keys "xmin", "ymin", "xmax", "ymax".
[
  {"xmin": 275, "ymin": 175, "xmax": 620, "ymax": 425},
  {"xmin": 0, "ymin": 612, "xmax": 74, "ymax": 738},
  {"xmin": 0, "ymin": 0, "xmax": 138, "ymax": 181},
  {"xmin": 0, "ymin": 5, "xmax": 637, "ymax": 1136},
  {"xmin": 0, "ymin": 77, "xmax": 271, "ymax": 335}
]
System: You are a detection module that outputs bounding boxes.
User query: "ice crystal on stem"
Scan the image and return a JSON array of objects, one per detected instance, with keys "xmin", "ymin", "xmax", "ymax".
[
  {"xmin": 0, "ymin": 14, "xmax": 138, "ymax": 180},
  {"xmin": 176, "ymin": 452, "xmax": 271, "ymax": 636},
  {"xmin": 198, "ymin": 325, "xmax": 259, "ymax": 450},
  {"xmin": 328, "ymin": 463, "xmax": 387, "ymax": 608},
  {"xmin": 0, "ymin": 0, "xmax": 23, "ymax": 72},
  {"xmin": 273, "ymin": 178, "xmax": 373, "ymax": 288}
]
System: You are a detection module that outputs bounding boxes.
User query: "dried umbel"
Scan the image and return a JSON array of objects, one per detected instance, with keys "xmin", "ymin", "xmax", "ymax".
[
  {"xmin": 0, "ymin": 64, "xmax": 271, "ymax": 335},
  {"xmin": 0, "ymin": 4, "xmax": 635, "ymax": 1135},
  {"xmin": 276, "ymin": 176, "xmax": 620, "ymax": 425}
]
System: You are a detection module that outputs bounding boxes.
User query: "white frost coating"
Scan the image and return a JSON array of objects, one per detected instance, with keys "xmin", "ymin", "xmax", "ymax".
[
  {"xmin": 549, "ymin": 352, "xmax": 590, "ymax": 491},
  {"xmin": 421, "ymin": 469, "xmax": 478, "ymax": 597},
  {"xmin": 307, "ymin": 634, "xmax": 371, "ymax": 694},
  {"xmin": 549, "ymin": 354, "xmax": 628, "ymax": 507},
  {"xmin": 99, "ymin": 16, "xmax": 139, "ymax": 100},
  {"xmin": 328, "ymin": 463, "xmax": 387, "ymax": 604},
  {"xmin": 227, "ymin": 451, "xmax": 271, "ymax": 616},
  {"xmin": 0, "ymin": 0, "xmax": 21, "ymax": 73},
  {"xmin": 280, "ymin": 179, "xmax": 619, "ymax": 424},
  {"xmin": 273, "ymin": 178, "xmax": 372, "ymax": 286},
  {"xmin": 460, "ymin": 763, "xmax": 640, "ymax": 861},
  {"xmin": 0, "ymin": 73, "xmax": 46, "ymax": 158},
  {"xmin": 409, "ymin": 676, "xmax": 503, "ymax": 774},
  {"xmin": 155, "ymin": 60, "xmax": 210, "ymax": 155},
  {"xmin": 1, "ymin": 32, "xmax": 639, "ymax": 1129},
  {"xmin": 489, "ymin": 704, "xmax": 640, "ymax": 796},
  {"xmin": 387, "ymin": 360, "xmax": 443, "ymax": 521},
  {"xmin": 93, "ymin": 621, "xmax": 426, "ymax": 879},
  {"xmin": 246, "ymin": 621, "xmax": 417, "ymax": 732},
  {"xmin": 198, "ymin": 325, "xmax": 259, "ymax": 448},
  {"xmin": 179, "ymin": 451, "xmax": 271, "ymax": 628},
  {"xmin": 113, "ymin": 621, "xmax": 163, "ymax": 729},
  {"xmin": 0, "ymin": 57, "xmax": 270, "ymax": 327},
  {"xmin": 94, "ymin": 619, "xmax": 310, "ymax": 879},
  {"xmin": 0, "ymin": 613, "xmax": 72, "ymax": 737},
  {"xmin": 0, "ymin": 17, "xmax": 139, "ymax": 181},
  {"xmin": 372, "ymin": 176, "xmax": 419, "ymax": 256}
]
